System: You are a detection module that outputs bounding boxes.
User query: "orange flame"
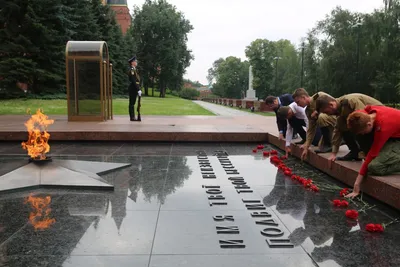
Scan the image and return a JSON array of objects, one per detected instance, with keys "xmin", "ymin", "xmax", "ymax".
[
  {"xmin": 21, "ymin": 109, "xmax": 54, "ymax": 160},
  {"xmin": 25, "ymin": 195, "xmax": 56, "ymax": 230}
]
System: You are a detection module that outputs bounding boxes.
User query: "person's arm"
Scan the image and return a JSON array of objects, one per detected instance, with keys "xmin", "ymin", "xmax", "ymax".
[
  {"xmin": 359, "ymin": 130, "xmax": 390, "ymax": 176},
  {"xmin": 285, "ymin": 120, "xmax": 293, "ymax": 147}
]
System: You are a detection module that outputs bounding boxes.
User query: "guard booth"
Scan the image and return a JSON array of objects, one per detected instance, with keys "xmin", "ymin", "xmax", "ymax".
[{"xmin": 65, "ymin": 41, "xmax": 113, "ymax": 121}]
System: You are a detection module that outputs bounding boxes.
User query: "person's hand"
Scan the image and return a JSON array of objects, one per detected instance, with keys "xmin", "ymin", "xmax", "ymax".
[
  {"xmin": 301, "ymin": 148, "xmax": 308, "ymax": 161},
  {"xmin": 345, "ymin": 184, "xmax": 360, "ymax": 198},
  {"xmin": 328, "ymin": 153, "xmax": 337, "ymax": 168},
  {"xmin": 279, "ymin": 133, "xmax": 284, "ymax": 140},
  {"xmin": 345, "ymin": 175, "xmax": 364, "ymax": 198},
  {"xmin": 285, "ymin": 147, "xmax": 291, "ymax": 157}
]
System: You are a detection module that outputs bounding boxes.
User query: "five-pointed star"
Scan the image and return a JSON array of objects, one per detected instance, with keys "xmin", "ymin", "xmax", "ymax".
[{"xmin": 0, "ymin": 159, "xmax": 131, "ymax": 192}]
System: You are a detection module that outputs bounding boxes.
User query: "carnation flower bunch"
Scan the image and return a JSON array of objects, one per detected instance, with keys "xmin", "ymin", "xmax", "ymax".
[
  {"xmin": 269, "ymin": 154, "xmax": 320, "ymax": 193},
  {"xmin": 252, "ymin": 145, "xmax": 399, "ymax": 233}
]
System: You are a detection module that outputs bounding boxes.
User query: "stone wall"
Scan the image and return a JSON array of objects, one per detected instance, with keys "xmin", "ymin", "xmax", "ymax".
[{"xmin": 202, "ymin": 98, "xmax": 273, "ymax": 112}]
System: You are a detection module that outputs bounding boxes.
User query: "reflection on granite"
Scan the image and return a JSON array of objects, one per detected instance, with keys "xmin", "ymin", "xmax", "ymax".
[{"xmin": 0, "ymin": 142, "xmax": 399, "ymax": 267}]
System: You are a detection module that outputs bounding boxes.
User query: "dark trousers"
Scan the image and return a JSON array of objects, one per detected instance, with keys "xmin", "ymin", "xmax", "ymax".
[
  {"xmin": 128, "ymin": 84, "xmax": 138, "ymax": 119},
  {"xmin": 288, "ymin": 117, "xmax": 306, "ymax": 140},
  {"xmin": 289, "ymin": 117, "xmax": 321, "ymax": 146},
  {"xmin": 342, "ymin": 131, "xmax": 374, "ymax": 155},
  {"xmin": 319, "ymin": 126, "xmax": 331, "ymax": 147}
]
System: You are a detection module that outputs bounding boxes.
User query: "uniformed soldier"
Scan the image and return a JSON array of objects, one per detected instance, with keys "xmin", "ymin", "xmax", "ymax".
[
  {"xmin": 292, "ymin": 88, "xmax": 337, "ymax": 161},
  {"xmin": 316, "ymin": 93, "xmax": 382, "ymax": 163},
  {"xmin": 128, "ymin": 56, "xmax": 141, "ymax": 121}
]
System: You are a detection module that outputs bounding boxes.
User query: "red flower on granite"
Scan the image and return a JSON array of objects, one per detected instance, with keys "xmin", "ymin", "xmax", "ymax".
[
  {"xmin": 340, "ymin": 188, "xmax": 349, "ymax": 197},
  {"xmin": 270, "ymin": 150, "xmax": 278, "ymax": 155},
  {"xmin": 257, "ymin": 145, "xmax": 264, "ymax": 149},
  {"xmin": 365, "ymin": 223, "xmax": 384, "ymax": 233},
  {"xmin": 252, "ymin": 149, "xmax": 257, "ymax": 153},
  {"xmin": 345, "ymin": 210, "xmax": 359, "ymax": 220},
  {"xmin": 333, "ymin": 200, "xmax": 349, "ymax": 207},
  {"xmin": 374, "ymin": 224, "xmax": 384, "ymax": 232},
  {"xmin": 333, "ymin": 200, "xmax": 342, "ymax": 207},
  {"xmin": 284, "ymin": 170, "xmax": 292, "ymax": 176},
  {"xmin": 310, "ymin": 185, "xmax": 319, "ymax": 192},
  {"xmin": 263, "ymin": 151, "xmax": 270, "ymax": 157}
]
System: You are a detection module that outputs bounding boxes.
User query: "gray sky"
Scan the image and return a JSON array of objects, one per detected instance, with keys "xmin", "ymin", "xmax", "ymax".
[{"xmin": 127, "ymin": 0, "xmax": 383, "ymax": 85}]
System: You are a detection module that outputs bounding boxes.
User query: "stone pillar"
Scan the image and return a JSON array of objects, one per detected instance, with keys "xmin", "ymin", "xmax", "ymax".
[{"xmin": 244, "ymin": 65, "xmax": 257, "ymax": 100}]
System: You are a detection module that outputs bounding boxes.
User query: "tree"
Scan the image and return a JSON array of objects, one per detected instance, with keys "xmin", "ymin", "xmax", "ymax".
[
  {"xmin": 245, "ymin": 39, "xmax": 277, "ymax": 99},
  {"xmin": 209, "ymin": 57, "xmax": 249, "ymax": 98},
  {"xmin": 131, "ymin": 0, "xmax": 193, "ymax": 97},
  {"xmin": 0, "ymin": 0, "xmax": 74, "ymax": 95}
]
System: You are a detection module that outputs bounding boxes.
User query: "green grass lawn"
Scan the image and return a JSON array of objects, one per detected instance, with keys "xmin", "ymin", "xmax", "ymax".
[
  {"xmin": 223, "ymin": 104, "xmax": 276, "ymax": 116},
  {"xmin": 0, "ymin": 96, "xmax": 215, "ymax": 116}
]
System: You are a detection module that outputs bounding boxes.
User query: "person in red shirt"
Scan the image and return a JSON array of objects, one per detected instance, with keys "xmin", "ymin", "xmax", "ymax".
[{"xmin": 345, "ymin": 105, "xmax": 400, "ymax": 198}]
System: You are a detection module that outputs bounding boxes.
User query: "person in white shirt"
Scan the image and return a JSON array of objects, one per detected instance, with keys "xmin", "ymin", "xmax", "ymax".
[{"xmin": 277, "ymin": 102, "xmax": 322, "ymax": 156}]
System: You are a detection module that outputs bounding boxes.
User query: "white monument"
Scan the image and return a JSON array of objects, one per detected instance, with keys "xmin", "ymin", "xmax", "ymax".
[{"xmin": 244, "ymin": 65, "xmax": 257, "ymax": 100}]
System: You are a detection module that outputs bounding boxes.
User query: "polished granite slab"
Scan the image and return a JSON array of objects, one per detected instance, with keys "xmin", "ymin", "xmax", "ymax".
[{"xmin": 0, "ymin": 142, "xmax": 399, "ymax": 267}]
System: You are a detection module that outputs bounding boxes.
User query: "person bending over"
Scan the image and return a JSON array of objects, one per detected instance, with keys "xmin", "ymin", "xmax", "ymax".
[
  {"xmin": 345, "ymin": 105, "xmax": 400, "ymax": 198},
  {"xmin": 292, "ymin": 88, "xmax": 336, "ymax": 160},
  {"xmin": 316, "ymin": 93, "xmax": 382, "ymax": 163},
  {"xmin": 265, "ymin": 94, "xmax": 298, "ymax": 140},
  {"xmin": 277, "ymin": 102, "xmax": 322, "ymax": 157}
]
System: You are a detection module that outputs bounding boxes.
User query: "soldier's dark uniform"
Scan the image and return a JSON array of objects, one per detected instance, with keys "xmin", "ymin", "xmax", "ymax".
[{"xmin": 128, "ymin": 57, "xmax": 140, "ymax": 121}]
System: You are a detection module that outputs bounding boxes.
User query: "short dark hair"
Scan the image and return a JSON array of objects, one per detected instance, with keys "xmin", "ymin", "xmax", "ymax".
[
  {"xmin": 316, "ymin": 95, "xmax": 336, "ymax": 111},
  {"xmin": 292, "ymin": 88, "xmax": 309, "ymax": 99},
  {"xmin": 277, "ymin": 106, "xmax": 290, "ymax": 119},
  {"xmin": 265, "ymin": 96, "xmax": 277, "ymax": 104}
]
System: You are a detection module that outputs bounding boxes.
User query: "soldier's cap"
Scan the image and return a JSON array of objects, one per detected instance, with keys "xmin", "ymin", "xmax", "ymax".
[
  {"xmin": 277, "ymin": 106, "xmax": 291, "ymax": 119},
  {"xmin": 128, "ymin": 56, "xmax": 137, "ymax": 63}
]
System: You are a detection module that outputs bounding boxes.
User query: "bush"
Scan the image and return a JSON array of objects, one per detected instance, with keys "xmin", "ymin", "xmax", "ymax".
[
  {"xmin": 179, "ymin": 88, "xmax": 200, "ymax": 100},
  {"xmin": 171, "ymin": 90, "xmax": 180, "ymax": 97}
]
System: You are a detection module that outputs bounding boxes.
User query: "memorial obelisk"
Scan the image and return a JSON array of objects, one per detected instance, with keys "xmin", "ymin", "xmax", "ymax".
[{"xmin": 244, "ymin": 65, "xmax": 257, "ymax": 100}]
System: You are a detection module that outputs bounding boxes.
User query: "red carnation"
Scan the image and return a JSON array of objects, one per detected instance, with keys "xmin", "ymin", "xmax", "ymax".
[
  {"xmin": 340, "ymin": 188, "xmax": 349, "ymax": 197},
  {"xmin": 365, "ymin": 223, "xmax": 384, "ymax": 233},
  {"xmin": 345, "ymin": 210, "xmax": 359, "ymax": 220},
  {"xmin": 252, "ymin": 149, "xmax": 257, "ymax": 153},
  {"xmin": 374, "ymin": 224, "xmax": 384, "ymax": 232},
  {"xmin": 284, "ymin": 170, "xmax": 292, "ymax": 176},
  {"xmin": 291, "ymin": 175, "xmax": 297, "ymax": 180},
  {"xmin": 263, "ymin": 151, "xmax": 270, "ymax": 157},
  {"xmin": 257, "ymin": 145, "xmax": 264, "ymax": 149},
  {"xmin": 270, "ymin": 150, "xmax": 278, "ymax": 155},
  {"xmin": 303, "ymin": 179, "xmax": 313, "ymax": 187},
  {"xmin": 365, "ymin": 224, "xmax": 375, "ymax": 232},
  {"xmin": 333, "ymin": 200, "xmax": 349, "ymax": 207},
  {"xmin": 333, "ymin": 200, "xmax": 342, "ymax": 207},
  {"xmin": 310, "ymin": 185, "xmax": 319, "ymax": 192}
]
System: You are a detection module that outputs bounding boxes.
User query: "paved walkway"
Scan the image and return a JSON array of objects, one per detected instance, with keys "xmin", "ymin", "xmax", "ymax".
[{"xmin": 193, "ymin": 101, "xmax": 261, "ymax": 116}]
